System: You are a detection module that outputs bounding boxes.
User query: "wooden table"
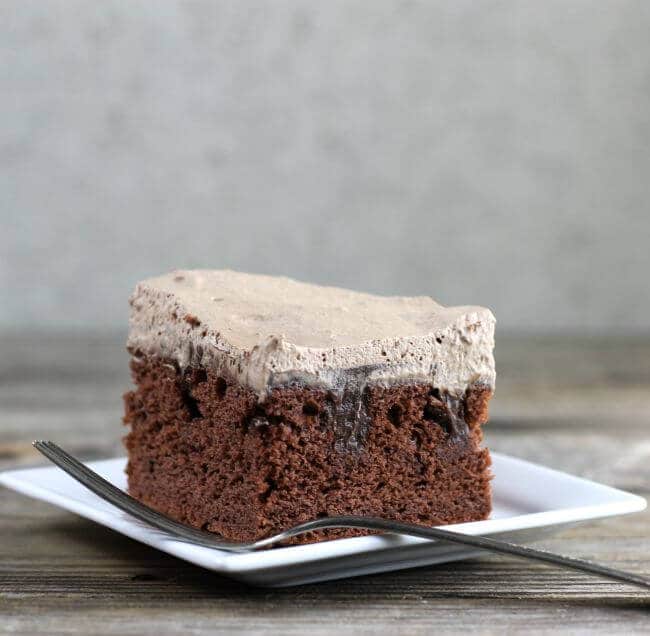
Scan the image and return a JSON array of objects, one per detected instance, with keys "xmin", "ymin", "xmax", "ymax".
[{"xmin": 1, "ymin": 332, "xmax": 649, "ymax": 634}]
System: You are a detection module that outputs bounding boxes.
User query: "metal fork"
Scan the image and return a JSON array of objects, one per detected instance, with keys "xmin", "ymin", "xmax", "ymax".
[{"xmin": 33, "ymin": 440, "xmax": 649, "ymax": 590}]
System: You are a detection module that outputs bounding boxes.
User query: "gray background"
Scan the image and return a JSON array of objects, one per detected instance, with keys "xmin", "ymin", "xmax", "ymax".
[{"xmin": 2, "ymin": 0, "xmax": 649, "ymax": 332}]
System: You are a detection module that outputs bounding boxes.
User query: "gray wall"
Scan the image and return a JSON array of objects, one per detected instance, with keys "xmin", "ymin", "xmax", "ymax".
[{"xmin": 2, "ymin": 1, "xmax": 650, "ymax": 332}]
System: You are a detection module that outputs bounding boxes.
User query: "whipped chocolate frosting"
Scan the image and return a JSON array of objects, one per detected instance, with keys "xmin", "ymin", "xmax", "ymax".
[{"xmin": 127, "ymin": 270, "xmax": 496, "ymax": 396}]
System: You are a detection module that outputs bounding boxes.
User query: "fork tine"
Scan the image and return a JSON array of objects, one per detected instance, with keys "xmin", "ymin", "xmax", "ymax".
[{"xmin": 32, "ymin": 441, "xmax": 244, "ymax": 551}]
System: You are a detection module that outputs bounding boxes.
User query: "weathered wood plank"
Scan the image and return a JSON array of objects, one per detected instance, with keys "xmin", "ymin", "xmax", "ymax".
[{"xmin": 1, "ymin": 487, "xmax": 649, "ymax": 632}]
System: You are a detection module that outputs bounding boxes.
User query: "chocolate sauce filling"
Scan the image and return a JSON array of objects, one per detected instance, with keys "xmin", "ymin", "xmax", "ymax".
[
  {"xmin": 302, "ymin": 365, "xmax": 469, "ymax": 452},
  {"xmin": 319, "ymin": 366, "xmax": 374, "ymax": 452}
]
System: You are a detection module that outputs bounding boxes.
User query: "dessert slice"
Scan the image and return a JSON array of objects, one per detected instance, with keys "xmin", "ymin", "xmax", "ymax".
[{"xmin": 123, "ymin": 270, "xmax": 495, "ymax": 542}]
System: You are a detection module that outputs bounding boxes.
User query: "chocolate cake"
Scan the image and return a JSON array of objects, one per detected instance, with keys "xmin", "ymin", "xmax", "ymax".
[{"xmin": 123, "ymin": 270, "xmax": 496, "ymax": 543}]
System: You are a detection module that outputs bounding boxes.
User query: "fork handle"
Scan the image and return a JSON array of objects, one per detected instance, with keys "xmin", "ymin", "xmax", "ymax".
[{"xmin": 262, "ymin": 516, "xmax": 650, "ymax": 590}]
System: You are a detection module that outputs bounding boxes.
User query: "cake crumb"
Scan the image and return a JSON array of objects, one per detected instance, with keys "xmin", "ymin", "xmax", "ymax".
[{"xmin": 184, "ymin": 314, "xmax": 201, "ymax": 327}]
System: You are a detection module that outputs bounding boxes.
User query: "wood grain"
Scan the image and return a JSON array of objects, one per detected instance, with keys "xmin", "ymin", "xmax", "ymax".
[{"xmin": 1, "ymin": 332, "xmax": 649, "ymax": 634}]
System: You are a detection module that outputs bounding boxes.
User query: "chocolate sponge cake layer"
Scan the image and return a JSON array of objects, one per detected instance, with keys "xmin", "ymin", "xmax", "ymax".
[{"xmin": 124, "ymin": 354, "xmax": 493, "ymax": 543}]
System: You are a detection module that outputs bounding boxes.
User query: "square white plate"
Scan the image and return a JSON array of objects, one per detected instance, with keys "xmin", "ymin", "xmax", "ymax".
[{"xmin": 0, "ymin": 453, "xmax": 645, "ymax": 587}]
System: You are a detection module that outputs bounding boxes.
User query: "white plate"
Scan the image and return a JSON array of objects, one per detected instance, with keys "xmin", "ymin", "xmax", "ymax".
[{"xmin": 0, "ymin": 453, "xmax": 645, "ymax": 587}]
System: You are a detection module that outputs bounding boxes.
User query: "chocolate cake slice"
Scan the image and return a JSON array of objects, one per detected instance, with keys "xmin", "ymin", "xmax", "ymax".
[{"xmin": 123, "ymin": 270, "xmax": 496, "ymax": 542}]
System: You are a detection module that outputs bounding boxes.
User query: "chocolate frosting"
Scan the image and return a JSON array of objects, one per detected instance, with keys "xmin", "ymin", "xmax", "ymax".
[{"xmin": 127, "ymin": 270, "xmax": 496, "ymax": 397}]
